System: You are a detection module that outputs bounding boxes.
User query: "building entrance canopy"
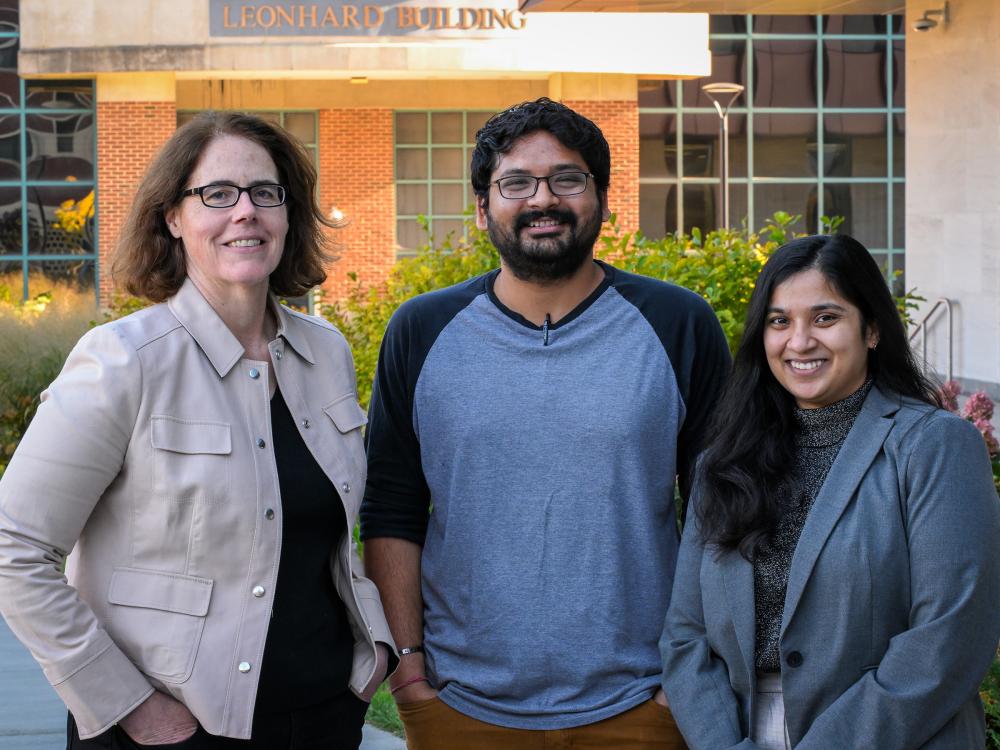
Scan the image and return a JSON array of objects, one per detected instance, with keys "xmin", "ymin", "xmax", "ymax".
[
  {"xmin": 20, "ymin": 0, "xmax": 709, "ymax": 78},
  {"xmin": 520, "ymin": 0, "xmax": 904, "ymax": 12}
]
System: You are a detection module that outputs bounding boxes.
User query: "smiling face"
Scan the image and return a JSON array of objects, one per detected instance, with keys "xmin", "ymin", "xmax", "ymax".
[
  {"xmin": 165, "ymin": 135, "xmax": 288, "ymax": 300},
  {"xmin": 475, "ymin": 130, "xmax": 609, "ymax": 282},
  {"xmin": 764, "ymin": 268, "xmax": 878, "ymax": 409}
]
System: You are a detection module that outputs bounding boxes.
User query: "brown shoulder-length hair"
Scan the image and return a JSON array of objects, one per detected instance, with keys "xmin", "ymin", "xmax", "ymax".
[{"xmin": 112, "ymin": 111, "xmax": 338, "ymax": 302}]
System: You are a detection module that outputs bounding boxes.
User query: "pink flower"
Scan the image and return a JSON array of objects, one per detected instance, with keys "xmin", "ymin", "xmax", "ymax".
[
  {"xmin": 963, "ymin": 391, "xmax": 995, "ymax": 422},
  {"xmin": 972, "ymin": 418, "xmax": 1000, "ymax": 456},
  {"xmin": 939, "ymin": 380, "xmax": 961, "ymax": 413}
]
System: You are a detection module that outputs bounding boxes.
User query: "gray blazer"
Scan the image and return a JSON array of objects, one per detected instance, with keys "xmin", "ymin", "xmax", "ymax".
[{"xmin": 661, "ymin": 386, "xmax": 1000, "ymax": 749}]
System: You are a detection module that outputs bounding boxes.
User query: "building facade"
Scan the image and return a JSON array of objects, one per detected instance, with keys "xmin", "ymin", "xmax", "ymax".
[{"xmin": 5, "ymin": 0, "xmax": 997, "ymax": 394}]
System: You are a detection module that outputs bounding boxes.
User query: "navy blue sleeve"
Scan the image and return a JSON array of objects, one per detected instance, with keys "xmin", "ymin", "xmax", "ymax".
[
  {"xmin": 360, "ymin": 275, "xmax": 487, "ymax": 544},
  {"xmin": 612, "ymin": 267, "xmax": 732, "ymax": 509}
]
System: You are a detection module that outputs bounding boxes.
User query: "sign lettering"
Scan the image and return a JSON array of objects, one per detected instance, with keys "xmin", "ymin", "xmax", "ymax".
[{"xmin": 210, "ymin": 1, "xmax": 528, "ymax": 37}]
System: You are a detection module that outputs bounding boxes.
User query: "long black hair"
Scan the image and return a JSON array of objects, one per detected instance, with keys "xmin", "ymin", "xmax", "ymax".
[{"xmin": 696, "ymin": 234, "xmax": 940, "ymax": 559}]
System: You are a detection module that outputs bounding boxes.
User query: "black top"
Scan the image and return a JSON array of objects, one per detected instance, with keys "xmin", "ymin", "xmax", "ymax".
[
  {"xmin": 753, "ymin": 378, "xmax": 873, "ymax": 672},
  {"xmin": 256, "ymin": 387, "xmax": 354, "ymax": 711}
]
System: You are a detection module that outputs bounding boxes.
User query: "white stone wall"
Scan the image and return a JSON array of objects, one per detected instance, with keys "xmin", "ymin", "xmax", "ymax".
[{"xmin": 906, "ymin": 0, "xmax": 1000, "ymax": 393}]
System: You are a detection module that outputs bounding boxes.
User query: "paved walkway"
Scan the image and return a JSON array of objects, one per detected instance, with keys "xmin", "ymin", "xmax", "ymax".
[{"xmin": 0, "ymin": 617, "xmax": 404, "ymax": 749}]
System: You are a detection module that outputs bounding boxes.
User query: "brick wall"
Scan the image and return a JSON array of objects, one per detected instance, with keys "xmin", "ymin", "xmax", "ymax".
[
  {"xmin": 318, "ymin": 109, "xmax": 396, "ymax": 301},
  {"xmin": 97, "ymin": 101, "xmax": 176, "ymax": 303},
  {"xmin": 564, "ymin": 99, "xmax": 639, "ymax": 237}
]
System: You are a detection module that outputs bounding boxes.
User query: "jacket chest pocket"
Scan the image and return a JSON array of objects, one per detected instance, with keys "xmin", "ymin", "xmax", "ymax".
[
  {"xmin": 150, "ymin": 416, "xmax": 232, "ymax": 503},
  {"xmin": 323, "ymin": 395, "xmax": 367, "ymax": 506}
]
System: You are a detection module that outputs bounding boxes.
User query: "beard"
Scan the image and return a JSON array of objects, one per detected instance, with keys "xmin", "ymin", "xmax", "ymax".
[{"xmin": 485, "ymin": 204, "xmax": 604, "ymax": 283}]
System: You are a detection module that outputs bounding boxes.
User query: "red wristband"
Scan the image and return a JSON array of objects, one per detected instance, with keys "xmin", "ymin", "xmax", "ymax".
[{"xmin": 390, "ymin": 676, "xmax": 428, "ymax": 695}]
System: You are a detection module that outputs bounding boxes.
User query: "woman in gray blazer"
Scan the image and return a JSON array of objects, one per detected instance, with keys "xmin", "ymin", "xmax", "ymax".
[{"xmin": 661, "ymin": 234, "xmax": 1000, "ymax": 749}]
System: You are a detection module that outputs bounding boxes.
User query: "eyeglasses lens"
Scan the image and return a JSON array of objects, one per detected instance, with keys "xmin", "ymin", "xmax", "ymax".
[
  {"xmin": 497, "ymin": 172, "xmax": 588, "ymax": 199},
  {"xmin": 200, "ymin": 184, "xmax": 286, "ymax": 208}
]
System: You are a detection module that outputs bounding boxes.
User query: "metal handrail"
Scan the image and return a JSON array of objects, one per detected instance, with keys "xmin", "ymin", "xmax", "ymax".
[{"xmin": 908, "ymin": 297, "xmax": 953, "ymax": 382}]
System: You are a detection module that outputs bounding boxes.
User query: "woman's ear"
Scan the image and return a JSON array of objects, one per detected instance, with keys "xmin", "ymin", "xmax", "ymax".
[
  {"xmin": 867, "ymin": 325, "xmax": 880, "ymax": 350},
  {"xmin": 165, "ymin": 207, "xmax": 182, "ymax": 239}
]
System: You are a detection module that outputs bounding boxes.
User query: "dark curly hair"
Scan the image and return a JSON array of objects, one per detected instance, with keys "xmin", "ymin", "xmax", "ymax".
[
  {"xmin": 470, "ymin": 98, "xmax": 610, "ymax": 208},
  {"xmin": 113, "ymin": 111, "xmax": 338, "ymax": 302}
]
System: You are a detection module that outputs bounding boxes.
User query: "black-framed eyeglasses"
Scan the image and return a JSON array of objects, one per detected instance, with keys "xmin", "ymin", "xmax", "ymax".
[
  {"xmin": 181, "ymin": 183, "xmax": 287, "ymax": 208},
  {"xmin": 492, "ymin": 171, "xmax": 593, "ymax": 200}
]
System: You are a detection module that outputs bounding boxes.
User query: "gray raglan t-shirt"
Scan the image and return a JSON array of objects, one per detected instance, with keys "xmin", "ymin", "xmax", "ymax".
[{"xmin": 361, "ymin": 261, "xmax": 730, "ymax": 729}]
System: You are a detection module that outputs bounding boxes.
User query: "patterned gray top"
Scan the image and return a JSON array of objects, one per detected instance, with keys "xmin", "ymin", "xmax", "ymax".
[{"xmin": 753, "ymin": 377, "xmax": 873, "ymax": 672}]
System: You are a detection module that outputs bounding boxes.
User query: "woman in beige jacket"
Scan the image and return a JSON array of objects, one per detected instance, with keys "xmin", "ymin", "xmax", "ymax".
[{"xmin": 0, "ymin": 112, "xmax": 394, "ymax": 749}]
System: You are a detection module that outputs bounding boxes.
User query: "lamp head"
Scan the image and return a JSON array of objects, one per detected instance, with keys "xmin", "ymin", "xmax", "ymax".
[{"xmin": 913, "ymin": 1, "xmax": 949, "ymax": 32}]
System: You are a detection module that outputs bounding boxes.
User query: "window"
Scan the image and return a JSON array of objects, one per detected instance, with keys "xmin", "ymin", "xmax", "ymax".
[
  {"xmin": 639, "ymin": 14, "xmax": 905, "ymax": 288},
  {"xmin": 394, "ymin": 110, "xmax": 492, "ymax": 256},
  {"xmin": 0, "ymin": 2, "xmax": 98, "ymax": 302}
]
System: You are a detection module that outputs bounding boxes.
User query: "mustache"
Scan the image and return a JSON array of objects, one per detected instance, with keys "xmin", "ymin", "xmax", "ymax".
[{"xmin": 514, "ymin": 209, "xmax": 577, "ymax": 232}]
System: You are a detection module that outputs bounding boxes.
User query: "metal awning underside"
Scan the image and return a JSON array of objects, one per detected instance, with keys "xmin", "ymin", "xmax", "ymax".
[{"xmin": 519, "ymin": 1, "xmax": 906, "ymax": 13}]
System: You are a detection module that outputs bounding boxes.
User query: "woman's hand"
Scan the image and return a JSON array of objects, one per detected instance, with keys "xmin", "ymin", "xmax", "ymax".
[
  {"xmin": 359, "ymin": 642, "xmax": 392, "ymax": 702},
  {"xmin": 118, "ymin": 691, "xmax": 199, "ymax": 745}
]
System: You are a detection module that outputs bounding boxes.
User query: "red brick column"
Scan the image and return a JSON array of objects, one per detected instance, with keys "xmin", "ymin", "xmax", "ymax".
[
  {"xmin": 97, "ymin": 101, "xmax": 176, "ymax": 304},
  {"xmin": 564, "ymin": 99, "xmax": 639, "ymax": 237},
  {"xmin": 318, "ymin": 109, "xmax": 396, "ymax": 300}
]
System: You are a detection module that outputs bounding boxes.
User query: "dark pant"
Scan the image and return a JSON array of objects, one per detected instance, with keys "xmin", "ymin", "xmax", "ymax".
[{"xmin": 67, "ymin": 691, "xmax": 368, "ymax": 750}]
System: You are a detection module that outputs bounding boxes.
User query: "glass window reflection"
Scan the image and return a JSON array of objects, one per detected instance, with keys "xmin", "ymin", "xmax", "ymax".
[
  {"xmin": 684, "ymin": 40, "xmax": 747, "ymax": 108},
  {"xmin": 754, "ymin": 40, "xmax": 817, "ymax": 108},
  {"xmin": 25, "ymin": 184, "xmax": 94, "ymax": 255},
  {"xmin": 754, "ymin": 114, "xmax": 817, "ymax": 178},
  {"xmin": 754, "ymin": 184, "xmax": 811, "ymax": 232},
  {"xmin": 639, "ymin": 184, "xmax": 677, "ymax": 239},
  {"xmin": 0, "ymin": 36, "xmax": 19, "ymax": 108},
  {"xmin": 827, "ymin": 183, "xmax": 888, "ymax": 248},
  {"xmin": 638, "ymin": 80, "xmax": 676, "ymax": 109},
  {"xmin": 824, "ymin": 115, "xmax": 888, "ymax": 177}
]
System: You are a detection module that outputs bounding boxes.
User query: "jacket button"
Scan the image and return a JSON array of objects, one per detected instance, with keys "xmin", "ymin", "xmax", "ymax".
[
  {"xmin": 238, "ymin": 661, "xmax": 252, "ymax": 673},
  {"xmin": 341, "ymin": 482, "xmax": 351, "ymax": 494},
  {"xmin": 275, "ymin": 351, "xmax": 282, "ymax": 360},
  {"xmin": 265, "ymin": 508, "xmax": 275, "ymax": 520},
  {"xmin": 252, "ymin": 586, "xmax": 265, "ymax": 598},
  {"xmin": 249, "ymin": 368, "xmax": 260, "ymax": 379},
  {"xmin": 786, "ymin": 651, "xmax": 804, "ymax": 668},
  {"xmin": 256, "ymin": 438, "xmax": 266, "ymax": 449},
  {"xmin": 301, "ymin": 418, "xmax": 310, "ymax": 429}
]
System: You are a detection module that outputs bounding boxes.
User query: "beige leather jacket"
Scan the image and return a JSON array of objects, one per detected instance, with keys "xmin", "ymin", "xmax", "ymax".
[{"xmin": 0, "ymin": 278, "xmax": 394, "ymax": 739}]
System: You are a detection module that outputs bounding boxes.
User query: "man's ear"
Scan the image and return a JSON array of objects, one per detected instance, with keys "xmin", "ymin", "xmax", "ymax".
[
  {"xmin": 599, "ymin": 189, "xmax": 611, "ymax": 222},
  {"xmin": 475, "ymin": 195, "xmax": 489, "ymax": 231}
]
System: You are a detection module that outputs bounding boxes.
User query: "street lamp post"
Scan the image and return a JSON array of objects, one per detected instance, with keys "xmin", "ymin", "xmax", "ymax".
[{"xmin": 701, "ymin": 82, "xmax": 744, "ymax": 230}]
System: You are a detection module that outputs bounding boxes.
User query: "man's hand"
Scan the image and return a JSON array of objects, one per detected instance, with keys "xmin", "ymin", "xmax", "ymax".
[
  {"xmin": 360, "ymin": 642, "xmax": 392, "ymax": 701},
  {"xmin": 118, "ymin": 691, "xmax": 199, "ymax": 745},
  {"xmin": 389, "ymin": 650, "xmax": 438, "ymax": 705},
  {"xmin": 393, "ymin": 678, "xmax": 438, "ymax": 705}
]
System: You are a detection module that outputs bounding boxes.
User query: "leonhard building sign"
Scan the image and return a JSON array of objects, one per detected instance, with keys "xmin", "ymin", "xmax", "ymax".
[{"xmin": 209, "ymin": 0, "xmax": 529, "ymax": 36}]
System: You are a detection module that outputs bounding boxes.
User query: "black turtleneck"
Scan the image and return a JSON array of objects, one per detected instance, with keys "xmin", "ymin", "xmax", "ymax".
[{"xmin": 753, "ymin": 378, "xmax": 874, "ymax": 673}]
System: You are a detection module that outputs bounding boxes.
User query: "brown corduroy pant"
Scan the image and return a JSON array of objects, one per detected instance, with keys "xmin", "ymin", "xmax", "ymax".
[{"xmin": 396, "ymin": 696, "xmax": 688, "ymax": 750}]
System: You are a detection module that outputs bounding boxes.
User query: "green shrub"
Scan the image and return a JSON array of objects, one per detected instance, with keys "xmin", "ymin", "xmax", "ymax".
[
  {"xmin": 0, "ymin": 286, "xmax": 95, "ymax": 475},
  {"xmin": 322, "ymin": 211, "xmax": 907, "ymax": 408},
  {"xmin": 365, "ymin": 682, "xmax": 405, "ymax": 738}
]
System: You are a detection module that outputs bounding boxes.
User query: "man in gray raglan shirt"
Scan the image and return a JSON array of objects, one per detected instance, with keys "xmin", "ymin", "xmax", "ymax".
[{"xmin": 361, "ymin": 98, "xmax": 730, "ymax": 749}]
